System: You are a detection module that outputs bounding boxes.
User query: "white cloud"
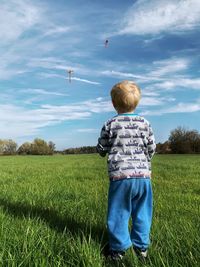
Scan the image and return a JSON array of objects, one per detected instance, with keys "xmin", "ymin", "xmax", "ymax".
[
  {"xmin": 150, "ymin": 58, "xmax": 189, "ymax": 77},
  {"xmin": 0, "ymin": 94, "xmax": 168, "ymax": 139},
  {"xmin": 44, "ymin": 26, "xmax": 71, "ymax": 36},
  {"xmin": 101, "ymin": 70, "xmax": 146, "ymax": 80},
  {"xmin": 101, "ymin": 70, "xmax": 163, "ymax": 84},
  {"xmin": 140, "ymin": 97, "xmax": 164, "ymax": 106},
  {"xmin": 0, "ymin": 2, "xmax": 56, "ymax": 80},
  {"xmin": 72, "ymin": 77, "xmax": 101, "ymax": 85},
  {"xmin": 101, "ymin": 57, "xmax": 190, "ymax": 85},
  {"xmin": 0, "ymin": 67, "xmax": 27, "ymax": 80},
  {"xmin": 166, "ymin": 102, "xmax": 200, "ymax": 113},
  {"xmin": 142, "ymin": 91, "xmax": 160, "ymax": 97},
  {"xmin": 21, "ymin": 88, "xmax": 68, "ymax": 96},
  {"xmin": 0, "ymin": 0, "xmax": 41, "ymax": 43},
  {"xmin": 0, "ymin": 2, "xmax": 83, "ymax": 80},
  {"xmin": 27, "ymin": 58, "xmax": 70, "ymax": 71},
  {"xmin": 39, "ymin": 72, "xmax": 101, "ymax": 85},
  {"xmin": 77, "ymin": 128, "xmax": 98, "ymax": 133},
  {"xmin": 116, "ymin": 0, "xmax": 200, "ymax": 36},
  {"xmin": 153, "ymin": 78, "xmax": 200, "ymax": 90},
  {"xmin": 143, "ymin": 35, "xmax": 164, "ymax": 44},
  {"xmin": 28, "ymin": 57, "xmax": 99, "ymax": 79},
  {"xmin": 0, "ymin": 98, "xmax": 112, "ymax": 138},
  {"xmin": 143, "ymin": 100, "xmax": 200, "ymax": 116},
  {"xmin": 39, "ymin": 72, "xmax": 66, "ymax": 79},
  {"xmin": 0, "ymin": 103, "xmax": 90, "ymax": 138}
]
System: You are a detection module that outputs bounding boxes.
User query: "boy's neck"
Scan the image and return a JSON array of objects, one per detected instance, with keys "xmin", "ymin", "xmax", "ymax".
[{"xmin": 117, "ymin": 110, "xmax": 135, "ymax": 115}]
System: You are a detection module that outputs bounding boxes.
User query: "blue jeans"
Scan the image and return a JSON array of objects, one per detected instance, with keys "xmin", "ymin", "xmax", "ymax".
[{"xmin": 107, "ymin": 178, "xmax": 153, "ymax": 251}]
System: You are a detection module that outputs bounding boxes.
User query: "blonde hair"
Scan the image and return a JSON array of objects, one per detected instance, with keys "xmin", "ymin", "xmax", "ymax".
[{"xmin": 111, "ymin": 80, "xmax": 141, "ymax": 113}]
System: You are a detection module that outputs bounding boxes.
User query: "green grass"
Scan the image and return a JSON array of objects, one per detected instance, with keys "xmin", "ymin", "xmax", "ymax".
[{"xmin": 0, "ymin": 154, "xmax": 199, "ymax": 266}]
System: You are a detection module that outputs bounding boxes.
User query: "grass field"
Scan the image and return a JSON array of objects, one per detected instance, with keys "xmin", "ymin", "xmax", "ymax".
[{"xmin": 0, "ymin": 154, "xmax": 199, "ymax": 267}]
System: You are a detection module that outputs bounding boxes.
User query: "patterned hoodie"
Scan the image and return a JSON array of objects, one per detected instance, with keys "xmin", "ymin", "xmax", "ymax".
[{"xmin": 97, "ymin": 113, "xmax": 156, "ymax": 181}]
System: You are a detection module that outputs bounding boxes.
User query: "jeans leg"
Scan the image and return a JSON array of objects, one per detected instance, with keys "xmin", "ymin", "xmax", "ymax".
[
  {"xmin": 131, "ymin": 179, "xmax": 153, "ymax": 250},
  {"xmin": 107, "ymin": 180, "xmax": 132, "ymax": 251}
]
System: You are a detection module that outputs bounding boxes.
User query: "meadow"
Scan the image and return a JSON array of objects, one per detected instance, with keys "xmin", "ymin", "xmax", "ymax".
[{"xmin": 0, "ymin": 154, "xmax": 199, "ymax": 267}]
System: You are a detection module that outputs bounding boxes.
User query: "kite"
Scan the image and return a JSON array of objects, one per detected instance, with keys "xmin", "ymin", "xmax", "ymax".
[
  {"xmin": 67, "ymin": 69, "xmax": 74, "ymax": 83},
  {"xmin": 105, "ymin": 39, "xmax": 109, "ymax": 48}
]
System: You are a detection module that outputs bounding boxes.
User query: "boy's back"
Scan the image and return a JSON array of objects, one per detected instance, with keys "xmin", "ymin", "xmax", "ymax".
[{"xmin": 99, "ymin": 113, "xmax": 156, "ymax": 181}]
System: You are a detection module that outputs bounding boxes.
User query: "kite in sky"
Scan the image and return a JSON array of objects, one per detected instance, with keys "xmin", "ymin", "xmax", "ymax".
[
  {"xmin": 67, "ymin": 69, "xmax": 74, "ymax": 83},
  {"xmin": 104, "ymin": 39, "xmax": 109, "ymax": 48}
]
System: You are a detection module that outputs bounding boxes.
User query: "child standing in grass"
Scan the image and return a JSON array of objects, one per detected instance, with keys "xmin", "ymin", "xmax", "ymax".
[{"xmin": 97, "ymin": 80, "xmax": 156, "ymax": 262}]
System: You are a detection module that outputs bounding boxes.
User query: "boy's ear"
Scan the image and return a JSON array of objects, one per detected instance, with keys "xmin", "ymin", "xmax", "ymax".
[{"xmin": 112, "ymin": 99, "xmax": 116, "ymax": 108}]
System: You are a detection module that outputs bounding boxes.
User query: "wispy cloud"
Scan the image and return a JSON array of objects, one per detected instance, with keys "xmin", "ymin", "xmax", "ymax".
[
  {"xmin": 0, "ymin": 1, "xmax": 88, "ymax": 80},
  {"xmin": 0, "ymin": 94, "xmax": 169, "ymax": 138},
  {"xmin": 29, "ymin": 57, "xmax": 101, "ymax": 77},
  {"xmin": 166, "ymin": 102, "xmax": 200, "ymax": 113},
  {"xmin": 0, "ymin": 104, "xmax": 90, "ymax": 138},
  {"xmin": 1, "ymin": 94, "xmax": 198, "ymax": 139},
  {"xmin": 39, "ymin": 72, "xmax": 101, "ymax": 85},
  {"xmin": 152, "ymin": 77, "xmax": 200, "ymax": 90},
  {"xmin": 0, "ymin": 98, "xmax": 111, "ymax": 138},
  {"xmin": 101, "ymin": 70, "xmax": 146, "ymax": 80},
  {"xmin": 44, "ymin": 26, "xmax": 71, "ymax": 36},
  {"xmin": 38, "ymin": 72, "xmax": 66, "ymax": 79},
  {"xmin": 140, "ymin": 97, "xmax": 165, "ymax": 106},
  {"xmin": 143, "ymin": 35, "xmax": 164, "ymax": 44},
  {"xmin": 101, "ymin": 57, "xmax": 191, "ymax": 84},
  {"xmin": 27, "ymin": 57, "xmax": 70, "ymax": 71},
  {"xmin": 115, "ymin": 0, "xmax": 200, "ymax": 36},
  {"xmin": 149, "ymin": 57, "xmax": 189, "ymax": 77},
  {"xmin": 77, "ymin": 128, "xmax": 98, "ymax": 133},
  {"xmin": 143, "ymin": 99, "xmax": 200, "ymax": 116},
  {"xmin": 0, "ymin": 0, "xmax": 41, "ymax": 44},
  {"xmin": 33, "ymin": 59, "xmax": 101, "ymax": 84},
  {"xmin": 21, "ymin": 88, "xmax": 68, "ymax": 96},
  {"xmin": 72, "ymin": 77, "xmax": 101, "ymax": 85}
]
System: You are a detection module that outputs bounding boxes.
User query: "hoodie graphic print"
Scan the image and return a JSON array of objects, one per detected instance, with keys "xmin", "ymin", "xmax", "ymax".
[{"xmin": 97, "ymin": 114, "xmax": 156, "ymax": 181}]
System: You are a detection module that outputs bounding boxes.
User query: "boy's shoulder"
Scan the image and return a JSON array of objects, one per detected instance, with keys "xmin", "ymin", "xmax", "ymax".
[
  {"xmin": 105, "ymin": 114, "xmax": 150, "ymax": 126},
  {"xmin": 105, "ymin": 116, "xmax": 118, "ymax": 125}
]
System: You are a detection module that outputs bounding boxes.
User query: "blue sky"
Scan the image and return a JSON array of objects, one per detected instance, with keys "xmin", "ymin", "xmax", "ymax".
[{"xmin": 0, "ymin": 0, "xmax": 200, "ymax": 150}]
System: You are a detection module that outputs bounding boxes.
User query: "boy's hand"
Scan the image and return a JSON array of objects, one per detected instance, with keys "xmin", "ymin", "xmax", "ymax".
[{"xmin": 96, "ymin": 143, "xmax": 107, "ymax": 157}]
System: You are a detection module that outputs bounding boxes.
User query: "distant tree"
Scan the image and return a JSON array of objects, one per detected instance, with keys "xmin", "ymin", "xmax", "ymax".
[
  {"xmin": 31, "ymin": 138, "xmax": 51, "ymax": 155},
  {"xmin": 5, "ymin": 139, "xmax": 18, "ymax": 154},
  {"xmin": 186, "ymin": 130, "xmax": 200, "ymax": 153},
  {"xmin": 48, "ymin": 141, "xmax": 56, "ymax": 155},
  {"xmin": 63, "ymin": 146, "xmax": 97, "ymax": 154},
  {"xmin": 0, "ymin": 139, "xmax": 17, "ymax": 155},
  {"xmin": 169, "ymin": 127, "xmax": 200, "ymax": 154},
  {"xmin": 0, "ymin": 140, "xmax": 5, "ymax": 154},
  {"xmin": 17, "ymin": 142, "xmax": 32, "ymax": 155},
  {"xmin": 17, "ymin": 139, "xmax": 55, "ymax": 155},
  {"xmin": 156, "ymin": 141, "xmax": 171, "ymax": 154}
]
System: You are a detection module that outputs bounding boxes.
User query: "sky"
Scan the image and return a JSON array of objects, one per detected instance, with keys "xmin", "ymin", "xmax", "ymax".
[{"xmin": 0, "ymin": 0, "xmax": 200, "ymax": 150}]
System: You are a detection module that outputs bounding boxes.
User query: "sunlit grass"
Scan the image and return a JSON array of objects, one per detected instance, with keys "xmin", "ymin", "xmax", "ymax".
[{"xmin": 0, "ymin": 154, "xmax": 199, "ymax": 266}]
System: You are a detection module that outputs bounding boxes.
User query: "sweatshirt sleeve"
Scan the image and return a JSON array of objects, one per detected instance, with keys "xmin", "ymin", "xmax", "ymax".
[
  {"xmin": 146, "ymin": 123, "xmax": 156, "ymax": 160},
  {"xmin": 96, "ymin": 123, "xmax": 110, "ymax": 157}
]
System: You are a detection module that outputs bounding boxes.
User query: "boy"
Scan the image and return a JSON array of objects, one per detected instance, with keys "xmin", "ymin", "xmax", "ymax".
[{"xmin": 97, "ymin": 80, "xmax": 156, "ymax": 261}]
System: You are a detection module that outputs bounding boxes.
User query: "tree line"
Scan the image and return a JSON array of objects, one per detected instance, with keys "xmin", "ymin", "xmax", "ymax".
[
  {"xmin": 0, "ymin": 138, "xmax": 55, "ymax": 155},
  {"xmin": 0, "ymin": 127, "xmax": 200, "ymax": 155},
  {"xmin": 63, "ymin": 146, "xmax": 96, "ymax": 154},
  {"xmin": 157, "ymin": 126, "xmax": 200, "ymax": 154}
]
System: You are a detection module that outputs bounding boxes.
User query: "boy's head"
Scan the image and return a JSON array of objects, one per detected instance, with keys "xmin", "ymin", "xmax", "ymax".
[{"xmin": 111, "ymin": 80, "xmax": 141, "ymax": 113}]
